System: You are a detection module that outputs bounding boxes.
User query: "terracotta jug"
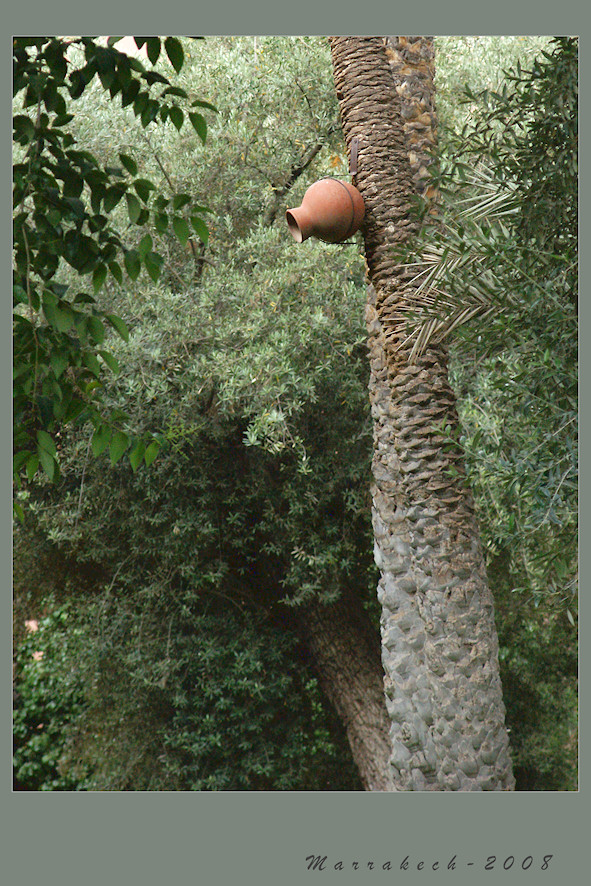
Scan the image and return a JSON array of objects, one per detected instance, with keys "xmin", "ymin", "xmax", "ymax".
[{"xmin": 286, "ymin": 178, "xmax": 365, "ymax": 244}]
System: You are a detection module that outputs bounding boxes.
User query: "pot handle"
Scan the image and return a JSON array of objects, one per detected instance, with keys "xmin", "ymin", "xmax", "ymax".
[{"xmin": 349, "ymin": 136, "xmax": 359, "ymax": 177}]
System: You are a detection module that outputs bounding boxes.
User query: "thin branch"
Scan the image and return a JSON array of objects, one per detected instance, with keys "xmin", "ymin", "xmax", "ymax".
[{"xmin": 264, "ymin": 141, "xmax": 324, "ymax": 226}]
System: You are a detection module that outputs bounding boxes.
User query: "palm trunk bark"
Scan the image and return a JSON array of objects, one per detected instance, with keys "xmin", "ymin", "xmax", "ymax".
[
  {"xmin": 330, "ymin": 36, "xmax": 515, "ymax": 790},
  {"xmin": 296, "ymin": 592, "xmax": 394, "ymax": 791}
]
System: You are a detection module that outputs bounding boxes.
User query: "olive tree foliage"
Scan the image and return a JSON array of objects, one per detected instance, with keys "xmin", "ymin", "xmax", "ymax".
[
  {"xmin": 434, "ymin": 36, "xmax": 550, "ymax": 132},
  {"xmin": 13, "ymin": 36, "xmax": 215, "ymax": 517}
]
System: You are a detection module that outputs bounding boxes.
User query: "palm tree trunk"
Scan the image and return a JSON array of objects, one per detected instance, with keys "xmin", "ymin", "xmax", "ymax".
[
  {"xmin": 330, "ymin": 36, "xmax": 515, "ymax": 790},
  {"xmin": 296, "ymin": 592, "xmax": 394, "ymax": 791}
]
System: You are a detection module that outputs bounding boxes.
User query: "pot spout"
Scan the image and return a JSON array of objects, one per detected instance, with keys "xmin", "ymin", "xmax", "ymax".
[
  {"xmin": 285, "ymin": 208, "xmax": 309, "ymax": 243},
  {"xmin": 286, "ymin": 178, "xmax": 365, "ymax": 245}
]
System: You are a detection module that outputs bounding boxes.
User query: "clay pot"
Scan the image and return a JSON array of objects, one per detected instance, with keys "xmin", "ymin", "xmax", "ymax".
[{"xmin": 286, "ymin": 178, "xmax": 365, "ymax": 244}]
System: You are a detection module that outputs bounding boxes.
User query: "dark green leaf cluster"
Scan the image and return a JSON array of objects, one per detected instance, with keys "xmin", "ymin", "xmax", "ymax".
[
  {"xmin": 491, "ymin": 557, "xmax": 578, "ymax": 791},
  {"xmin": 13, "ymin": 37, "xmax": 215, "ymax": 509},
  {"xmin": 13, "ymin": 603, "xmax": 88, "ymax": 791},
  {"xmin": 13, "ymin": 593, "xmax": 360, "ymax": 791}
]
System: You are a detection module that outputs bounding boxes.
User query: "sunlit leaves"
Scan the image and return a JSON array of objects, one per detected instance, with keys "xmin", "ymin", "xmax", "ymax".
[{"xmin": 425, "ymin": 39, "xmax": 579, "ymax": 609}]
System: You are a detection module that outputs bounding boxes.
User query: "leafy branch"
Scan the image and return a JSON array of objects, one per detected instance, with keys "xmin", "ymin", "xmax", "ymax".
[{"xmin": 13, "ymin": 37, "xmax": 217, "ymax": 512}]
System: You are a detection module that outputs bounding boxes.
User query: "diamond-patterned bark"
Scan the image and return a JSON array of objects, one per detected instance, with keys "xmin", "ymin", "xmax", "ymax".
[{"xmin": 330, "ymin": 36, "xmax": 514, "ymax": 790}]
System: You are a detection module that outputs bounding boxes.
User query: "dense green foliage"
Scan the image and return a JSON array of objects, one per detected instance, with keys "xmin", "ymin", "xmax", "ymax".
[
  {"xmin": 13, "ymin": 37, "xmax": 577, "ymax": 791},
  {"xmin": 14, "ymin": 594, "xmax": 359, "ymax": 791},
  {"xmin": 13, "ymin": 37, "xmax": 214, "ymax": 514},
  {"xmin": 13, "ymin": 604, "xmax": 87, "ymax": 790}
]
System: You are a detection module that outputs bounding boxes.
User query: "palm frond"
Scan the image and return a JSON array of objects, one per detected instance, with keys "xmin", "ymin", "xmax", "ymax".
[{"xmin": 398, "ymin": 164, "xmax": 522, "ymax": 360}]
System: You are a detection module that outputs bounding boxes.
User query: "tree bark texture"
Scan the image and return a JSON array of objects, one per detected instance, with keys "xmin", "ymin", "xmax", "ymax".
[
  {"xmin": 296, "ymin": 592, "xmax": 394, "ymax": 791},
  {"xmin": 329, "ymin": 36, "xmax": 515, "ymax": 790}
]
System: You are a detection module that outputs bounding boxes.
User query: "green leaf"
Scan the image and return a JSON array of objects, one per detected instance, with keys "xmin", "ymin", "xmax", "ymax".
[
  {"xmin": 144, "ymin": 251, "xmax": 164, "ymax": 282},
  {"xmin": 37, "ymin": 430, "xmax": 56, "ymax": 458},
  {"xmin": 13, "ymin": 450, "xmax": 30, "ymax": 474},
  {"xmin": 172, "ymin": 194, "xmax": 192, "ymax": 211},
  {"xmin": 98, "ymin": 350, "xmax": 121, "ymax": 376},
  {"xmin": 172, "ymin": 217, "xmax": 190, "ymax": 248},
  {"xmin": 189, "ymin": 112, "xmax": 207, "ymax": 144},
  {"xmin": 141, "ymin": 100, "xmax": 160, "ymax": 127},
  {"xmin": 129, "ymin": 439, "xmax": 146, "ymax": 472},
  {"xmin": 191, "ymin": 98, "xmax": 218, "ymax": 113},
  {"xmin": 50, "ymin": 351, "xmax": 68, "ymax": 379},
  {"xmin": 13, "ymin": 501, "xmax": 25, "ymax": 524},
  {"xmin": 146, "ymin": 38, "xmax": 161, "ymax": 66},
  {"xmin": 138, "ymin": 233, "xmax": 153, "ymax": 258},
  {"xmin": 13, "ymin": 115, "xmax": 35, "ymax": 144},
  {"xmin": 126, "ymin": 192, "xmax": 142, "ymax": 224},
  {"xmin": 91, "ymin": 424, "xmax": 111, "ymax": 457},
  {"xmin": 154, "ymin": 213, "xmax": 168, "ymax": 233},
  {"xmin": 191, "ymin": 216, "xmax": 209, "ymax": 245},
  {"xmin": 144, "ymin": 439, "xmax": 161, "ymax": 467},
  {"xmin": 26, "ymin": 454, "xmax": 40, "ymax": 481},
  {"xmin": 110, "ymin": 431, "xmax": 130, "ymax": 466},
  {"xmin": 44, "ymin": 301, "xmax": 75, "ymax": 332},
  {"xmin": 83, "ymin": 351, "xmax": 102, "ymax": 378},
  {"xmin": 119, "ymin": 153, "xmax": 138, "ymax": 176},
  {"xmin": 169, "ymin": 106, "xmax": 184, "ymax": 131},
  {"xmin": 38, "ymin": 447, "xmax": 57, "ymax": 481},
  {"xmin": 103, "ymin": 186, "xmax": 125, "ymax": 212},
  {"xmin": 143, "ymin": 70, "xmax": 169, "ymax": 86},
  {"xmin": 63, "ymin": 169, "xmax": 84, "ymax": 198},
  {"xmin": 121, "ymin": 80, "xmax": 141, "ymax": 107},
  {"xmin": 87, "ymin": 315, "xmax": 106, "ymax": 344},
  {"xmin": 163, "ymin": 85, "xmax": 188, "ymax": 99},
  {"xmin": 109, "ymin": 260, "xmax": 123, "ymax": 284},
  {"xmin": 92, "ymin": 264, "xmax": 108, "ymax": 293},
  {"xmin": 106, "ymin": 314, "xmax": 129, "ymax": 342},
  {"xmin": 165, "ymin": 37, "xmax": 184, "ymax": 73},
  {"xmin": 124, "ymin": 249, "xmax": 141, "ymax": 280},
  {"xmin": 134, "ymin": 178, "xmax": 155, "ymax": 203}
]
